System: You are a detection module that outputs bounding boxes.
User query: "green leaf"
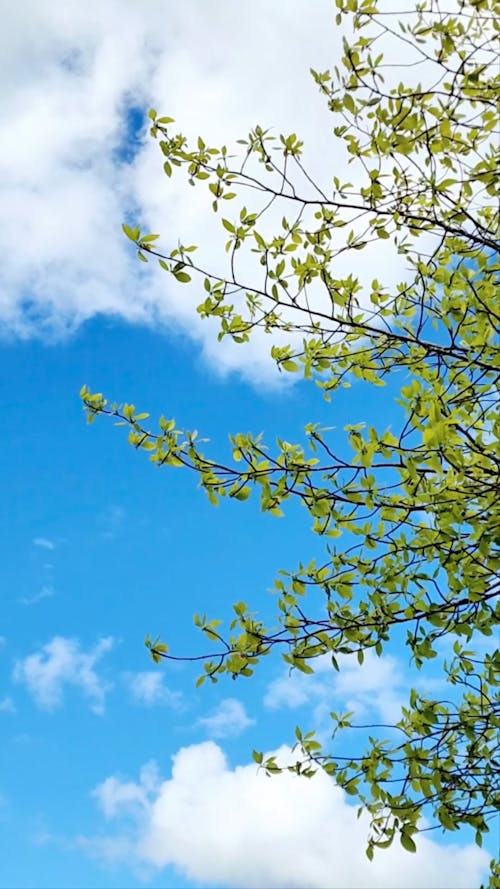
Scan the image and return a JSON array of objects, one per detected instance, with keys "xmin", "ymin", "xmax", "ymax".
[
  {"xmin": 344, "ymin": 93, "xmax": 356, "ymax": 114},
  {"xmin": 122, "ymin": 223, "xmax": 139, "ymax": 242},
  {"xmin": 233, "ymin": 486, "xmax": 251, "ymax": 501},
  {"xmin": 400, "ymin": 832, "xmax": 417, "ymax": 854}
]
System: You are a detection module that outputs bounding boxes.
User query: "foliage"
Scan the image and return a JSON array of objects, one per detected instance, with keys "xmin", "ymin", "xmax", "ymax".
[{"xmin": 82, "ymin": 0, "xmax": 499, "ymax": 879}]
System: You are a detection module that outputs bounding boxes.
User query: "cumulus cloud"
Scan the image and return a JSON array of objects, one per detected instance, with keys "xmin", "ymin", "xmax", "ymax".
[
  {"xmin": 1, "ymin": 0, "xmax": 432, "ymax": 383},
  {"xmin": 94, "ymin": 761, "xmax": 160, "ymax": 821},
  {"xmin": 123, "ymin": 671, "xmax": 182, "ymax": 709},
  {"xmin": 78, "ymin": 741, "xmax": 489, "ymax": 888},
  {"xmin": 197, "ymin": 697, "xmax": 255, "ymax": 738},
  {"xmin": 13, "ymin": 635, "xmax": 114, "ymax": 714}
]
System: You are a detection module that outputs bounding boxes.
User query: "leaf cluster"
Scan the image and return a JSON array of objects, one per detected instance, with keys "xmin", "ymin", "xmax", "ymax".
[{"xmin": 82, "ymin": 0, "xmax": 499, "ymax": 877}]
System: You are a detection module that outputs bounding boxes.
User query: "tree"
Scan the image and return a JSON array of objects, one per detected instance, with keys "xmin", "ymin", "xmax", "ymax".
[{"xmin": 81, "ymin": 0, "xmax": 499, "ymax": 881}]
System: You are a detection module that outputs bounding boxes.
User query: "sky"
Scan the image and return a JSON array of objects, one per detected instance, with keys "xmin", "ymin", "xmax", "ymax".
[{"xmin": 0, "ymin": 2, "xmax": 495, "ymax": 888}]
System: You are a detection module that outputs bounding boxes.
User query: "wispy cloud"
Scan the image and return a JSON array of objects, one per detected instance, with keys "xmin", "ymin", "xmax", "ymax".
[
  {"xmin": 197, "ymin": 698, "xmax": 255, "ymax": 739},
  {"xmin": 76, "ymin": 741, "xmax": 489, "ymax": 888},
  {"xmin": 97, "ymin": 504, "xmax": 125, "ymax": 540},
  {"xmin": 19, "ymin": 584, "xmax": 55, "ymax": 606},
  {"xmin": 13, "ymin": 636, "xmax": 115, "ymax": 714},
  {"xmin": 33, "ymin": 537, "xmax": 55, "ymax": 550},
  {"xmin": 0, "ymin": 696, "xmax": 16, "ymax": 714}
]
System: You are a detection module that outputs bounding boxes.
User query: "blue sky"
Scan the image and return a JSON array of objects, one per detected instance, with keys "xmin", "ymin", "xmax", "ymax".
[
  {"xmin": 0, "ymin": 2, "xmax": 495, "ymax": 887},
  {"xmin": 1, "ymin": 317, "xmax": 491, "ymax": 889}
]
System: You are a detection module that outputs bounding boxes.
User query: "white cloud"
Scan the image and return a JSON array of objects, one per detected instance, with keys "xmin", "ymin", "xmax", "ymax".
[
  {"xmin": 264, "ymin": 650, "xmax": 406, "ymax": 725},
  {"xmin": 0, "ymin": 0, "xmax": 444, "ymax": 383},
  {"xmin": 33, "ymin": 537, "xmax": 55, "ymax": 550},
  {"xmin": 13, "ymin": 635, "xmax": 114, "ymax": 714},
  {"xmin": 124, "ymin": 671, "xmax": 182, "ymax": 709},
  {"xmin": 197, "ymin": 697, "xmax": 255, "ymax": 739},
  {"xmin": 94, "ymin": 761, "xmax": 160, "ymax": 821},
  {"xmin": 79, "ymin": 741, "xmax": 488, "ymax": 888}
]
